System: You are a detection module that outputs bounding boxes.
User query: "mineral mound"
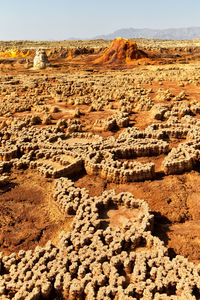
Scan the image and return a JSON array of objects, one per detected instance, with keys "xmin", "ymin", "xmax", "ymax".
[
  {"xmin": 0, "ymin": 49, "xmax": 31, "ymax": 58},
  {"xmin": 93, "ymin": 37, "xmax": 148, "ymax": 65}
]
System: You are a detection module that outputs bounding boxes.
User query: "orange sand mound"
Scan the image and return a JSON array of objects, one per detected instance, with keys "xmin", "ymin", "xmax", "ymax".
[{"xmin": 93, "ymin": 37, "xmax": 148, "ymax": 65}]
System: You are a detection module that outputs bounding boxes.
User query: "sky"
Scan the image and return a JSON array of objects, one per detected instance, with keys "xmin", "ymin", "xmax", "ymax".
[{"xmin": 0, "ymin": 0, "xmax": 200, "ymax": 40}]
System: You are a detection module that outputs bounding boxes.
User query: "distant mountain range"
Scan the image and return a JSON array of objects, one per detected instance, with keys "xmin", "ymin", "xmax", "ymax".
[{"xmin": 93, "ymin": 27, "xmax": 200, "ymax": 40}]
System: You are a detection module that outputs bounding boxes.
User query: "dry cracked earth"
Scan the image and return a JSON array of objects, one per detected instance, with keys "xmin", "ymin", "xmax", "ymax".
[{"xmin": 1, "ymin": 38, "xmax": 200, "ymax": 299}]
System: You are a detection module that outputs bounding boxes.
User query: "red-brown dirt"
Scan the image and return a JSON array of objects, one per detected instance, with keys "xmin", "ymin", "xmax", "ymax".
[{"xmin": 0, "ymin": 170, "xmax": 72, "ymax": 255}]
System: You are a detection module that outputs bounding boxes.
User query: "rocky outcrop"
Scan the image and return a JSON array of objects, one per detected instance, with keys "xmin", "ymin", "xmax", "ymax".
[{"xmin": 33, "ymin": 49, "xmax": 49, "ymax": 69}]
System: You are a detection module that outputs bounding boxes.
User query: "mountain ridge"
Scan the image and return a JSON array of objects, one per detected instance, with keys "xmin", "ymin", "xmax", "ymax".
[{"xmin": 93, "ymin": 27, "xmax": 200, "ymax": 40}]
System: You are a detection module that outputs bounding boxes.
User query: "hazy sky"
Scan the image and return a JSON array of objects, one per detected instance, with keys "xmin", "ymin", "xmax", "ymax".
[{"xmin": 1, "ymin": 0, "xmax": 200, "ymax": 40}]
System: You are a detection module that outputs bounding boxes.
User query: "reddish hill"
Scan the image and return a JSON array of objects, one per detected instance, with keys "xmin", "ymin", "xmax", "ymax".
[{"xmin": 93, "ymin": 37, "xmax": 148, "ymax": 65}]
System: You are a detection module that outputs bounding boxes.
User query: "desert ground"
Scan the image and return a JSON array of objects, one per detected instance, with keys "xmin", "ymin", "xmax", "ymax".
[{"xmin": 1, "ymin": 37, "xmax": 200, "ymax": 299}]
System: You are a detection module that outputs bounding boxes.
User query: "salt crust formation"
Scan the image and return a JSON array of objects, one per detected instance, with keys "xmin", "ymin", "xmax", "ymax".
[
  {"xmin": 0, "ymin": 118, "xmax": 169, "ymax": 182},
  {"xmin": 1, "ymin": 111, "xmax": 200, "ymax": 181},
  {"xmin": 1, "ymin": 66, "xmax": 200, "ymax": 298},
  {"xmin": 1, "ymin": 175, "xmax": 200, "ymax": 299},
  {"xmin": 1, "ymin": 116, "xmax": 200, "ymax": 298},
  {"xmin": 0, "ymin": 68, "xmax": 200, "ymax": 179},
  {"xmin": 33, "ymin": 49, "xmax": 49, "ymax": 69},
  {"xmin": 93, "ymin": 112, "xmax": 130, "ymax": 131},
  {"xmin": 1, "ymin": 71, "xmax": 200, "ymax": 118}
]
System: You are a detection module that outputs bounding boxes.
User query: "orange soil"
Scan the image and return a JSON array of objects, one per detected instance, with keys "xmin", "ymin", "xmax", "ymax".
[{"xmin": 0, "ymin": 169, "xmax": 72, "ymax": 255}]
